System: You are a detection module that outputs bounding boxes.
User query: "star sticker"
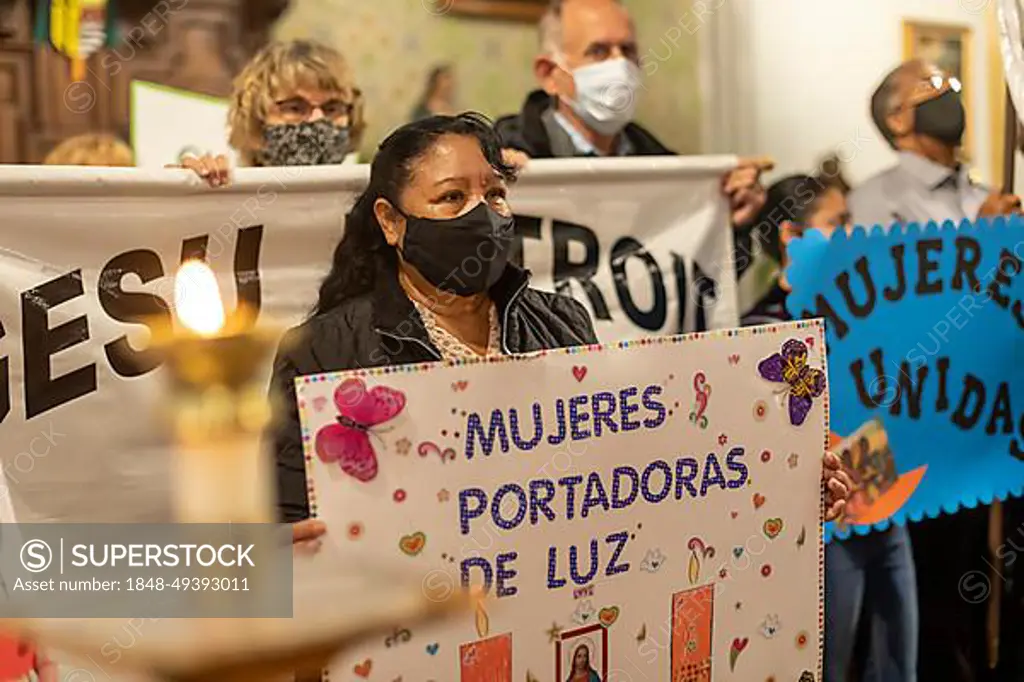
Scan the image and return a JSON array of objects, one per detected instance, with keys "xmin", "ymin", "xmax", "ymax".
[
  {"xmin": 787, "ymin": 453, "xmax": 800, "ymax": 469},
  {"xmin": 545, "ymin": 622, "xmax": 563, "ymax": 643},
  {"xmin": 437, "ymin": 489, "xmax": 450, "ymax": 502}
]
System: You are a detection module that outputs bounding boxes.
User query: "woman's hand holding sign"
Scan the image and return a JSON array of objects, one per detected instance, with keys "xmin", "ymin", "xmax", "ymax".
[
  {"xmin": 822, "ymin": 451, "xmax": 852, "ymax": 522},
  {"xmin": 292, "ymin": 518, "xmax": 327, "ymax": 555},
  {"xmin": 169, "ymin": 153, "xmax": 232, "ymax": 188}
]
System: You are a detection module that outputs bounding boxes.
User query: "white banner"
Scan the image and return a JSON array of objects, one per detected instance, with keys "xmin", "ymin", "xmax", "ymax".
[{"xmin": 0, "ymin": 160, "xmax": 737, "ymax": 523}]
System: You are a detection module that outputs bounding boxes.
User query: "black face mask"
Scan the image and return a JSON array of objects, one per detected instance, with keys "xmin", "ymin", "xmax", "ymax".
[
  {"xmin": 257, "ymin": 119, "xmax": 350, "ymax": 166},
  {"xmin": 399, "ymin": 202, "xmax": 515, "ymax": 296},
  {"xmin": 914, "ymin": 90, "xmax": 966, "ymax": 146}
]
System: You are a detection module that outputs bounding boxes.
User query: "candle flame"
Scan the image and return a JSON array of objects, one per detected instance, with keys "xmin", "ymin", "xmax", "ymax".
[{"xmin": 175, "ymin": 261, "xmax": 225, "ymax": 336}]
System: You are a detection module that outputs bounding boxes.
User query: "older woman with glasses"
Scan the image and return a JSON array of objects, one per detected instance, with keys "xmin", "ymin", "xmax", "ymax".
[{"xmin": 178, "ymin": 40, "xmax": 364, "ymax": 185}]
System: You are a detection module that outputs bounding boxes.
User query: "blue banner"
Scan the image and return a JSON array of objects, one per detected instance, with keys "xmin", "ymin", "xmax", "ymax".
[{"xmin": 786, "ymin": 217, "xmax": 1024, "ymax": 541}]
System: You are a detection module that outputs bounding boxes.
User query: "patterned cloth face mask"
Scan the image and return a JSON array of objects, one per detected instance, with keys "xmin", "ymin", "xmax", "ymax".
[{"xmin": 257, "ymin": 119, "xmax": 350, "ymax": 166}]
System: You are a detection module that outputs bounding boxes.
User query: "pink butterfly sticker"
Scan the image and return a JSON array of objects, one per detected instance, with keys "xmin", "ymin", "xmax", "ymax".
[{"xmin": 315, "ymin": 378, "xmax": 407, "ymax": 482}]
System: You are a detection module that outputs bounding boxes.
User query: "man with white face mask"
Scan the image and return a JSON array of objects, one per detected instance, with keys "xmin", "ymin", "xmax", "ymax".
[{"xmin": 496, "ymin": 0, "xmax": 767, "ymax": 227}]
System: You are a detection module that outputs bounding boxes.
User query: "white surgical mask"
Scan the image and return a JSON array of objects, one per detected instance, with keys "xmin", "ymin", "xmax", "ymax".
[{"xmin": 559, "ymin": 57, "xmax": 641, "ymax": 136}]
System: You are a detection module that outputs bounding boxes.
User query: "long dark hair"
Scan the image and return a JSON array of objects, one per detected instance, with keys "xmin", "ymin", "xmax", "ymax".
[
  {"xmin": 313, "ymin": 112, "xmax": 515, "ymax": 316},
  {"xmin": 750, "ymin": 155, "xmax": 850, "ymax": 263}
]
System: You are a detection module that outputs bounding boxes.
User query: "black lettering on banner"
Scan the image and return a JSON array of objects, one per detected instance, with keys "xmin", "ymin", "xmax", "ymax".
[
  {"xmin": 986, "ymin": 382, "xmax": 1014, "ymax": 436},
  {"xmin": 835, "ymin": 257, "xmax": 877, "ymax": 319},
  {"xmin": 849, "ymin": 348, "xmax": 891, "ymax": 408},
  {"xmin": 180, "ymin": 235, "xmax": 209, "ymax": 262},
  {"xmin": 935, "ymin": 356, "xmax": 951, "ymax": 412},
  {"xmin": 509, "ymin": 215, "xmax": 542, "ymax": 268},
  {"xmin": 179, "ymin": 226, "xmax": 264, "ymax": 327},
  {"xmin": 670, "ymin": 253, "xmax": 718, "ymax": 333},
  {"xmin": 233, "ymin": 225, "xmax": 264, "ymax": 324},
  {"xmin": 609, "ymin": 237, "xmax": 666, "ymax": 331},
  {"xmin": 889, "ymin": 361, "xmax": 926, "ymax": 419},
  {"xmin": 671, "ymin": 252, "xmax": 688, "ymax": 334},
  {"xmin": 22, "ymin": 270, "xmax": 96, "ymax": 418},
  {"xmin": 551, "ymin": 219, "xmax": 610, "ymax": 320},
  {"xmin": 692, "ymin": 262, "xmax": 718, "ymax": 333},
  {"xmin": 883, "ymin": 244, "xmax": 907, "ymax": 301},
  {"xmin": 1013, "ymin": 415, "xmax": 1024, "ymax": 461},
  {"xmin": 987, "ymin": 247, "xmax": 1023, "ymax": 312},
  {"xmin": 914, "ymin": 238, "xmax": 944, "ymax": 295},
  {"xmin": 98, "ymin": 249, "xmax": 171, "ymax": 378},
  {"xmin": 951, "ymin": 373, "xmax": 986, "ymax": 431},
  {"xmin": 951, "ymin": 236, "xmax": 981, "ymax": 292},
  {"xmin": 0, "ymin": 318, "xmax": 8, "ymax": 424}
]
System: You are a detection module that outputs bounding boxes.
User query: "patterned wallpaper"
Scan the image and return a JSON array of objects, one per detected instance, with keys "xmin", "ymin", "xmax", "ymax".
[{"xmin": 275, "ymin": 0, "xmax": 702, "ymax": 157}]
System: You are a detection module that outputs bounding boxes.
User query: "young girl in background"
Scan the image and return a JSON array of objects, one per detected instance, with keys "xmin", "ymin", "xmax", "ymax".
[{"xmin": 742, "ymin": 159, "xmax": 918, "ymax": 682}]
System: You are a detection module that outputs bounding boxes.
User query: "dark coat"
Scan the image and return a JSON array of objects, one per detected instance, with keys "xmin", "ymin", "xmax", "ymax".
[
  {"xmin": 494, "ymin": 90, "xmax": 673, "ymax": 158},
  {"xmin": 269, "ymin": 262, "xmax": 598, "ymax": 522}
]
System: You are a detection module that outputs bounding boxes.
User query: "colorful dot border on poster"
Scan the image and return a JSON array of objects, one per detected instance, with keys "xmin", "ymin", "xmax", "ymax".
[{"xmin": 294, "ymin": 319, "xmax": 828, "ymax": 682}]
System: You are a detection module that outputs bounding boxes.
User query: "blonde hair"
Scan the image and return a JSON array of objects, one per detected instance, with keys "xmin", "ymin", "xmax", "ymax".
[
  {"xmin": 228, "ymin": 40, "xmax": 365, "ymax": 166},
  {"xmin": 44, "ymin": 134, "xmax": 133, "ymax": 166}
]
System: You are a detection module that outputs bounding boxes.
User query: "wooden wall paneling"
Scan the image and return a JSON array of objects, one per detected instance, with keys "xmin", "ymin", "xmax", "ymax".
[
  {"xmin": 0, "ymin": 0, "xmax": 291, "ymax": 163},
  {"xmin": 0, "ymin": 48, "xmax": 29, "ymax": 162}
]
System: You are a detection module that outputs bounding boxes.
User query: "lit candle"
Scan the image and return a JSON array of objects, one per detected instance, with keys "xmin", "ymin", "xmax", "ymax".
[
  {"xmin": 156, "ymin": 261, "xmax": 277, "ymax": 525},
  {"xmin": 175, "ymin": 261, "xmax": 226, "ymax": 337}
]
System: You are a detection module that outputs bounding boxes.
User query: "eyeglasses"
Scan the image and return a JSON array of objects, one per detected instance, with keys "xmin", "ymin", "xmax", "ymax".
[
  {"xmin": 889, "ymin": 72, "xmax": 962, "ymax": 115},
  {"xmin": 273, "ymin": 97, "xmax": 353, "ymax": 121},
  {"xmin": 925, "ymin": 73, "xmax": 962, "ymax": 92}
]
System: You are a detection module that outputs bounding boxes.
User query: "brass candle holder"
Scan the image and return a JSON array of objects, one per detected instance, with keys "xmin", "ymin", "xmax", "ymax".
[
  {"xmin": 151, "ymin": 261, "xmax": 279, "ymax": 526},
  {"xmin": 146, "ymin": 261, "xmax": 283, "ymax": 621}
]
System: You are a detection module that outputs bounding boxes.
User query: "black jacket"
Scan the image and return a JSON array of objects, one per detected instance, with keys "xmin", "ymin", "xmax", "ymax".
[
  {"xmin": 270, "ymin": 263, "xmax": 598, "ymax": 522},
  {"xmin": 495, "ymin": 90, "xmax": 674, "ymax": 158}
]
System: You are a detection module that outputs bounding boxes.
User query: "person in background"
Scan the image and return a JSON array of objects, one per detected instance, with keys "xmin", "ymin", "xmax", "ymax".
[
  {"xmin": 851, "ymin": 59, "xmax": 1019, "ymax": 225},
  {"xmin": 853, "ymin": 58, "xmax": 1022, "ymax": 682},
  {"xmin": 735, "ymin": 152, "xmax": 849, "ymax": 318},
  {"xmin": 740, "ymin": 171, "xmax": 850, "ymax": 326},
  {"xmin": 742, "ymin": 166, "xmax": 918, "ymax": 682},
  {"xmin": 180, "ymin": 40, "xmax": 364, "ymax": 186},
  {"xmin": 43, "ymin": 133, "xmax": 133, "ymax": 166},
  {"xmin": 410, "ymin": 64, "xmax": 456, "ymax": 121},
  {"xmin": 495, "ymin": 0, "xmax": 767, "ymax": 228}
]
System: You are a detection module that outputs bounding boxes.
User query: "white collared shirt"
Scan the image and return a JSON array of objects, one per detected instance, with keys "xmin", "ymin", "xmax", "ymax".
[
  {"xmin": 848, "ymin": 151, "xmax": 988, "ymax": 228},
  {"xmin": 551, "ymin": 111, "xmax": 634, "ymax": 157}
]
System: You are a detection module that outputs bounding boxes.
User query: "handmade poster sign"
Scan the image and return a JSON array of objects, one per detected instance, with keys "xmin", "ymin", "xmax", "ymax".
[
  {"xmin": 300, "ymin": 320, "xmax": 827, "ymax": 682},
  {"xmin": 786, "ymin": 218, "xmax": 1024, "ymax": 542}
]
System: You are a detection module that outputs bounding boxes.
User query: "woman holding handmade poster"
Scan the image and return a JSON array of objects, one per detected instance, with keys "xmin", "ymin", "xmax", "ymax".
[
  {"xmin": 267, "ymin": 112, "xmax": 851, "ymax": 544},
  {"xmin": 270, "ymin": 113, "xmax": 597, "ymax": 532}
]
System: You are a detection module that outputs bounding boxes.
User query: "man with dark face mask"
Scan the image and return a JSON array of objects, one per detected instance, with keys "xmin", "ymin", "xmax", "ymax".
[
  {"xmin": 850, "ymin": 59, "xmax": 1020, "ymax": 225},
  {"xmin": 843, "ymin": 59, "xmax": 1020, "ymax": 682}
]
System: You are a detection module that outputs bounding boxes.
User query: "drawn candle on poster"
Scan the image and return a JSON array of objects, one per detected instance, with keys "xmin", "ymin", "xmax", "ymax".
[{"xmin": 298, "ymin": 321, "xmax": 827, "ymax": 681}]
